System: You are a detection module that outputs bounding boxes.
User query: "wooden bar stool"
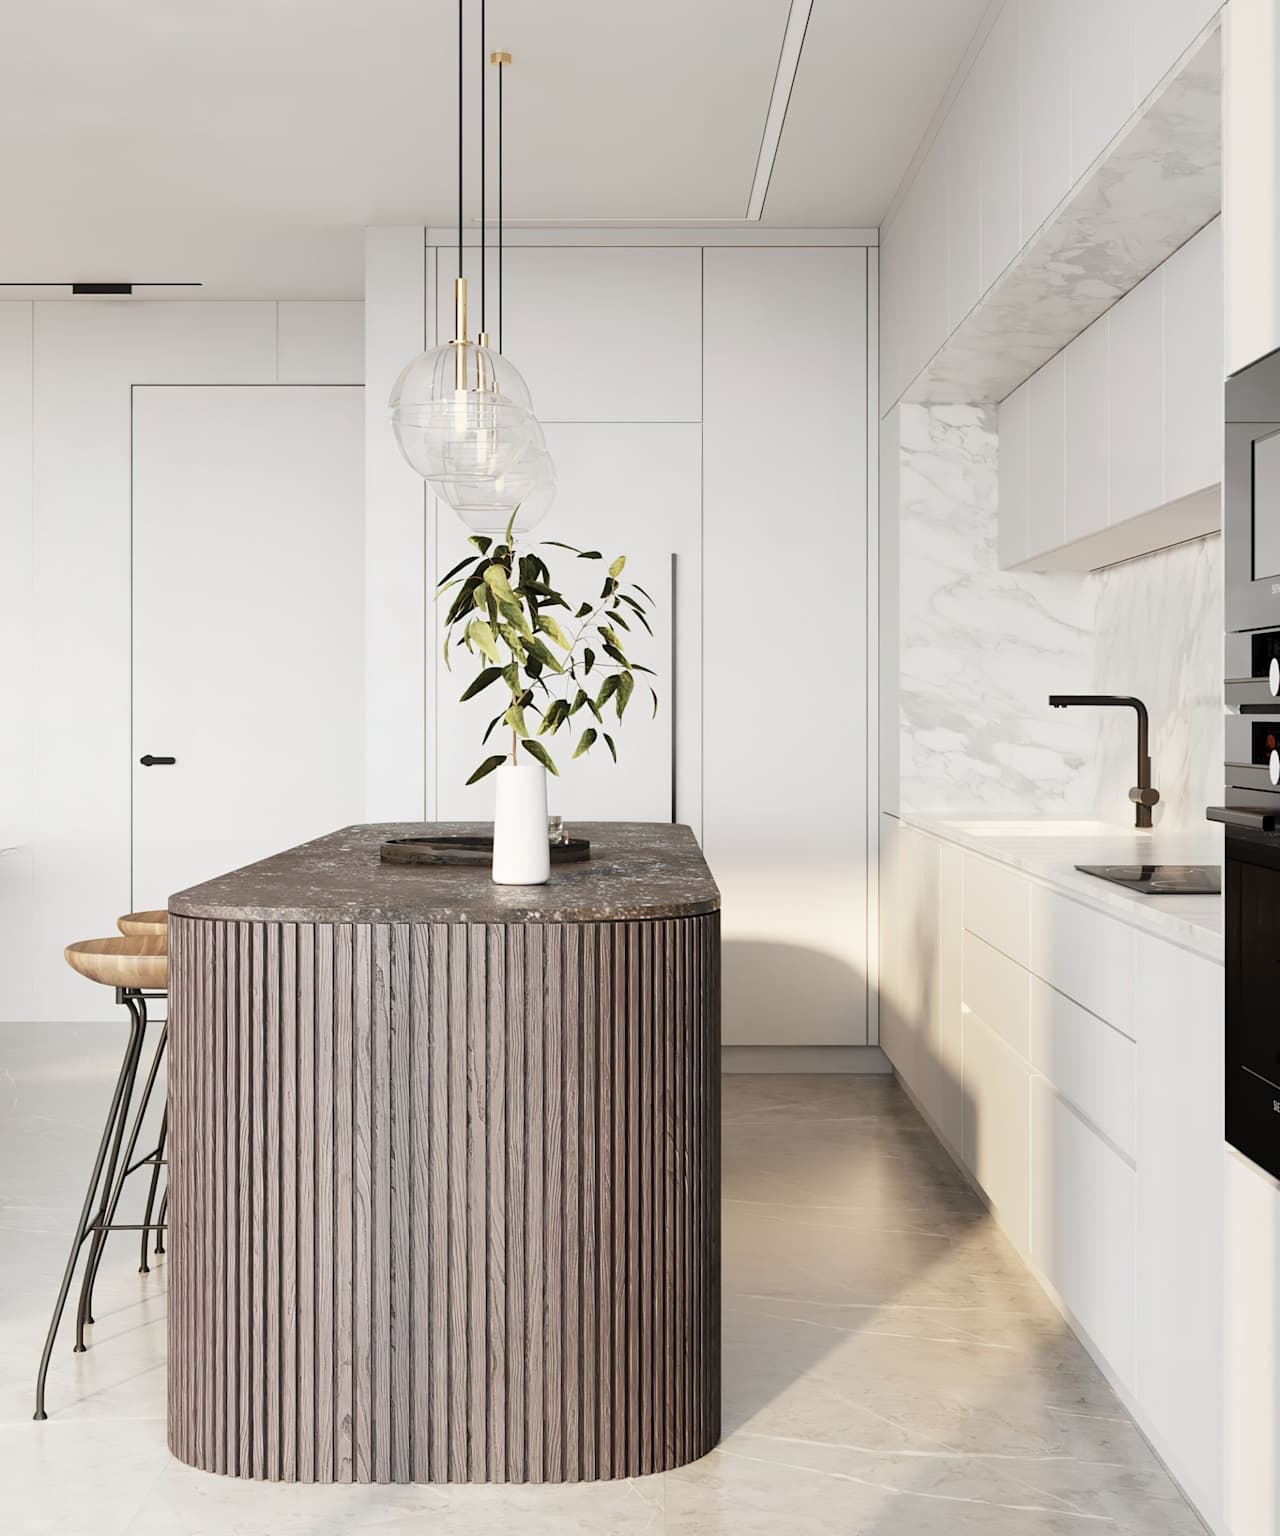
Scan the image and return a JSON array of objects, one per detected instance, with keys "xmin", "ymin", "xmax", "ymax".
[{"xmin": 33, "ymin": 929, "xmax": 169, "ymax": 1420}]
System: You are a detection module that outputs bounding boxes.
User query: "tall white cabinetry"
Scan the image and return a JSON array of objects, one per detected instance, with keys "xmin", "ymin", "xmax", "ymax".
[
  {"xmin": 406, "ymin": 234, "xmax": 875, "ymax": 1054},
  {"xmin": 703, "ymin": 247, "xmax": 870, "ymax": 1048},
  {"xmin": 1224, "ymin": 0, "xmax": 1280, "ymax": 374}
]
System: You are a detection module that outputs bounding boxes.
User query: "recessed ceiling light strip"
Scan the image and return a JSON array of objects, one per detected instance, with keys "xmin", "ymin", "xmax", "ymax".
[{"xmin": 745, "ymin": 0, "xmax": 813, "ymax": 221}]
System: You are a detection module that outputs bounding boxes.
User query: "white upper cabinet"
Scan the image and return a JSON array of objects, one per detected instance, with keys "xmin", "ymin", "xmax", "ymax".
[
  {"xmin": 1019, "ymin": 0, "xmax": 1072, "ymax": 242},
  {"xmin": 1108, "ymin": 270, "xmax": 1165, "ymax": 525},
  {"xmin": 1070, "ymin": 0, "xmax": 1136, "ymax": 181},
  {"xmin": 1003, "ymin": 226, "xmax": 1222, "ymax": 570},
  {"xmin": 1027, "ymin": 351, "xmax": 1066, "ymax": 556},
  {"xmin": 500, "ymin": 246, "xmax": 702, "ymax": 422},
  {"xmin": 997, "ymin": 380, "xmax": 1030, "ymax": 568},
  {"xmin": 879, "ymin": 0, "xmax": 1225, "ymax": 413},
  {"xmin": 1163, "ymin": 219, "xmax": 1224, "ymax": 503},
  {"xmin": 1224, "ymin": 0, "xmax": 1280, "ymax": 376},
  {"xmin": 1064, "ymin": 313, "xmax": 1109, "ymax": 543},
  {"xmin": 1135, "ymin": 0, "xmax": 1221, "ymax": 104},
  {"xmin": 979, "ymin": 2, "xmax": 1022, "ymax": 294},
  {"xmin": 947, "ymin": 68, "xmax": 983, "ymax": 333},
  {"xmin": 915, "ymin": 139, "xmax": 951, "ymax": 384}
]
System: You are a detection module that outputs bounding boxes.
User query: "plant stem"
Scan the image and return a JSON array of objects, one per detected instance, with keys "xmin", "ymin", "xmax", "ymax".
[{"xmin": 510, "ymin": 722, "xmax": 518, "ymax": 766}]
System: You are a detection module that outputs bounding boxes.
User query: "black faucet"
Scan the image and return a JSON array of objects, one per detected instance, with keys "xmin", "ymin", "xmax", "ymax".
[{"xmin": 1048, "ymin": 695, "xmax": 1160, "ymax": 829}]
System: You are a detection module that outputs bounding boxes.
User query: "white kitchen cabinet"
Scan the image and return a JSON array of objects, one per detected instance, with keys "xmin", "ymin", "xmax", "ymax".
[
  {"xmin": 1163, "ymin": 219, "xmax": 1224, "ymax": 504},
  {"xmin": 964, "ymin": 851, "xmax": 1031, "ymax": 965},
  {"xmin": 1070, "ymin": 0, "xmax": 1136, "ymax": 182},
  {"xmin": 997, "ymin": 380, "xmax": 1030, "ymax": 568},
  {"xmin": 915, "ymin": 141, "xmax": 951, "ymax": 389},
  {"xmin": 1108, "ymin": 270, "xmax": 1165, "ymax": 525},
  {"xmin": 947, "ymin": 68, "xmax": 983, "ymax": 334},
  {"xmin": 1019, "ymin": 0, "xmax": 1072, "ymax": 242},
  {"xmin": 1029, "ymin": 974, "xmax": 1135, "ymax": 1159},
  {"xmin": 704, "ymin": 246, "xmax": 869, "ymax": 1047},
  {"xmin": 1225, "ymin": 0, "xmax": 1280, "ymax": 376},
  {"xmin": 1027, "ymin": 351, "xmax": 1066, "ymax": 556},
  {"xmin": 1223, "ymin": 1147, "xmax": 1280, "ymax": 1536},
  {"xmin": 878, "ymin": 214, "xmax": 909, "ymax": 412},
  {"xmin": 499, "ymin": 246, "xmax": 702, "ymax": 423},
  {"xmin": 1029, "ymin": 885, "xmax": 1136, "ymax": 1035},
  {"xmin": 1135, "ymin": 934, "xmax": 1224, "ymax": 1529},
  {"xmin": 1135, "ymin": 0, "xmax": 1221, "ymax": 105},
  {"xmin": 434, "ymin": 422, "xmax": 700, "ymax": 826},
  {"xmin": 962, "ymin": 1008, "xmax": 1031, "ymax": 1256},
  {"xmin": 1030, "ymin": 1075, "xmax": 1137, "ymax": 1390},
  {"xmin": 1011, "ymin": 225, "xmax": 1220, "ymax": 571},
  {"xmin": 979, "ymin": 0, "xmax": 1022, "ymax": 293},
  {"xmin": 1063, "ymin": 313, "xmax": 1110, "ymax": 544},
  {"xmin": 934, "ymin": 842, "xmax": 965, "ymax": 1154},
  {"xmin": 963, "ymin": 930, "xmax": 1031, "ymax": 1058}
]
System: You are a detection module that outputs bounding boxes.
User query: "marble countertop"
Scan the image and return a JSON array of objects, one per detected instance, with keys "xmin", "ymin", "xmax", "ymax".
[
  {"xmin": 896, "ymin": 813, "xmax": 1225, "ymax": 963},
  {"xmin": 170, "ymin": 821, "xmax": 720, "ymax": 925}
]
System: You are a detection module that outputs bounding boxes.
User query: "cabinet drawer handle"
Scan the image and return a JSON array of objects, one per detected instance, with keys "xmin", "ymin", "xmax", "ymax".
[{"xmin": 139, "ymin": 754, "xmax": 176, "ymax": 767}]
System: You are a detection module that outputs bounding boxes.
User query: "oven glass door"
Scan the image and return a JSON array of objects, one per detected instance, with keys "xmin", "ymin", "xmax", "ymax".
[{"xmin": 1227, "ymin": 845, "xmax": 1280, "ymax": 1179}]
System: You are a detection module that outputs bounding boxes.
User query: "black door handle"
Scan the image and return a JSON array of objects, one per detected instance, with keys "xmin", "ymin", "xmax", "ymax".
[{"xmin": 139, "ymin": 755, "xmax": 176, "ymax": 767}]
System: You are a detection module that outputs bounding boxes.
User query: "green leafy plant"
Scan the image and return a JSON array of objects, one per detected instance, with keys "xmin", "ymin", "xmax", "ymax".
[{"xmin": 439, "ymin": 510, "xmax": 658, "ymax": 785}]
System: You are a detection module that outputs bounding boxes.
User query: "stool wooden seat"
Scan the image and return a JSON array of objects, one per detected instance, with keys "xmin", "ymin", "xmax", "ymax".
[
  {"xmin": 64, "ymin": 937, "xmax": 167, "ymax": 990},
  {"xmin": 117, "ymin": 910, "xmax": 168, "ymax": 938}
]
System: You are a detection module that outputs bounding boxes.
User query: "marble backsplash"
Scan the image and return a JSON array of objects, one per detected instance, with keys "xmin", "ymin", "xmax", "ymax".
[
  {"xmin": 897, "ymin": 404, "xmax": 1223, "ymax": 830},
  {"xmin": 1091, "ymin": 533, "xmax": 1223, "ymax": 831}
]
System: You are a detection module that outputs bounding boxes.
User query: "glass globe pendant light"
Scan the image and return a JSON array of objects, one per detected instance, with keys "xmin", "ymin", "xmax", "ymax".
[
  {"xmin": 437, "ymin": 419, "xmax": 557, "ymax": 536},
  {"xmin": 389, "ymin": 0, "xmax": 534, "ymax": 487}
]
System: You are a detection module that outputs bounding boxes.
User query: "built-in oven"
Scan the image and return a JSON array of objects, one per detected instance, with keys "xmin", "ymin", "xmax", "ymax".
[
  {"xmin": 1216, "ymin": 346, "xmax": 1280, "ymax": 1180},
  {"xmin": 1226, "ymin": 345, "xmax": 1280, "ymax": 629}
]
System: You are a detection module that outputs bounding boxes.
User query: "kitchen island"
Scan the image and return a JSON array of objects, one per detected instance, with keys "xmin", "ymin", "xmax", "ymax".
[{"xmin": 165, "ymin": 822, "xmax": 721, "ymax": 1484}]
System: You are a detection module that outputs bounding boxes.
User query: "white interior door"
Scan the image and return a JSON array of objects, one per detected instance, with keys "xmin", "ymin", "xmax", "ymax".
[
  {"xmin": 432, "ymin": 423, "xmax": 701, "ymax": 827},
  {"xmin": 132, "ymin": 385, "xmax": 364, "ymax": 907}
]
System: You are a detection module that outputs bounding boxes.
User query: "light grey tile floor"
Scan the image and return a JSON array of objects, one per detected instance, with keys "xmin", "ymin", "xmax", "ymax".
[{"xmin": 0, "ymin": 1028, "xmax": 1207, "ymax": 1533}]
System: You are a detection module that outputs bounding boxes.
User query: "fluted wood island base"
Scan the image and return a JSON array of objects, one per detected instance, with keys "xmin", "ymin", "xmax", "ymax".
[{"xmin": 166, "ymin": 822, "xmax": 720, "ymax": 1483}]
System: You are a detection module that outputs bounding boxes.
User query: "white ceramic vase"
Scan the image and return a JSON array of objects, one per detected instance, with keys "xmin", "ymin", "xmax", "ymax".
[{"xmin": 491, "ymin": 761, "xmax": 550, "ymax": 885}]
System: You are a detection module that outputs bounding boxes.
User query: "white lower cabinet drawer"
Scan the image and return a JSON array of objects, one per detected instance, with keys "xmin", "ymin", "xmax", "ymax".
[
  {"xmin": 1028, "ymin": 975, "xmax": 1135, "ymax": 1159},
  {"xmin": 962, "ymin": 929, "xmax": 1030, "ymax": 1057},
  {"xmin": 964, "ymin": 853, "xmax": 1030, "ymax": 965},
  {"xmin": 1030, "ymin": 1075, "xmax": 1136, "ymax": 1391},
  {"xmin": 1029, "ymin": 885, "xmax": 1135, "ymax": 1036},
  {"xmin": 962, "ymin": 1008, "xmax": 1030, "ymax": 1256}
]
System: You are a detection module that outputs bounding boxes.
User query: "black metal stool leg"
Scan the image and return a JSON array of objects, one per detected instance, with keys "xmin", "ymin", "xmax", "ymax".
[
  {"xmin": 75, "ymin": 995, "xmax": 147, "ymax": 1348},
  {"xmin": 139, "ymin": 1104, "xmax": 167, "ymax": 1273},
  {"xmin": 153, "ymin": 1186, "xmax": 168, "ymax": 1255},
  {"xmin": 33, "ymin": 1003, "xmax": 145, "ymax": 1419},
  {"xmin": 83, "ymin": 1019, "xmax": 166, "ymax": 1313}
]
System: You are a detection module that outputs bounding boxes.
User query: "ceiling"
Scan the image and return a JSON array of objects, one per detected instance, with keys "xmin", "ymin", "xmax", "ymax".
[{"xmin": 0, "ymin": 0, "xmax": 988, "ymax": 299}]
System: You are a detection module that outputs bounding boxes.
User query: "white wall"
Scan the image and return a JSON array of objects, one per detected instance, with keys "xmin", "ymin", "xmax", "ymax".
[
  {"xmin": 365, "ymin": 228, "xmax": 879, "ymax": 1058},
  {"xmin": 0, "ymin": 300, "xmax": 362, "ymax": 1024}
]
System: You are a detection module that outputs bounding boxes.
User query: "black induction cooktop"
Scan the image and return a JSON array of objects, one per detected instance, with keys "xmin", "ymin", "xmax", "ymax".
[{"xmin": 1074, "ymin": 864, "xmax": 1221, "ymax": 895}]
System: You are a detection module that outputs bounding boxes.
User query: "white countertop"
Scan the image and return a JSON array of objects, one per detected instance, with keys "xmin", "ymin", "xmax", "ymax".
[{"xmin": 895, "ymin": 813, "xmax": 1225, "ymax": 964}]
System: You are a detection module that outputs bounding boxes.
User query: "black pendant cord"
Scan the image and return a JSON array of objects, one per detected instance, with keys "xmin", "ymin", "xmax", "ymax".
[
  {"xmin": 497, "ymin": 55, "xmax": 503, "ymax": 354},
  {"xmin": 457, "ymin": 0, "xmax": 463, "ymax": 287},
  {"xmin": 480, "ymin": 0, "xmax": 486, "ymax": 336}
]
